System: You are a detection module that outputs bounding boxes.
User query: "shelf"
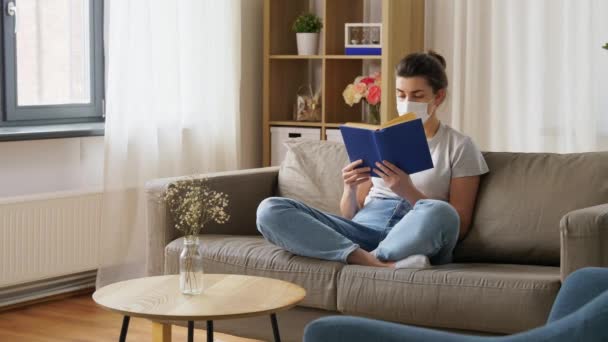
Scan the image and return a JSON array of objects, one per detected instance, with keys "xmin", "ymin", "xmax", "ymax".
[
  {"xmin": 270, "ymin": 55, "xmax": 324, "ymax": 60},
  {"xmin": 270, "ymin": 55, "xmax": 381, "ymax": 60},
  {"xmin": 269, "ymin": 0, "xmax": 311, "ymax": 55},
  {"xmin": 269, "ymin": 59, "xmax": 322, "ymax": 122},
  {"xmin": 325, "ymin": 59, "xmax": 366, "ymax": 124},
  {"xmin": 270, "ymin": 121, "xmax": 323, "ymax": 127},
  {"xmin": 326, "ymin": 0, "xmax": 365, "ymax": 55},
  {"xmin": 263, "ymin": 0, "xmax": 425, "ymax": 166},
  {"xmin": 325, "ymin": 55, "xmax": 381, "ymax": 60}
]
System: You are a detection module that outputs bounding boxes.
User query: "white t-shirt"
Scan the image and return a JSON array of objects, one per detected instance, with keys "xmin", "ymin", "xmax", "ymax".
[{"xmin": 365, "ymin": 122, "xmax": 489, "ymax": 203}]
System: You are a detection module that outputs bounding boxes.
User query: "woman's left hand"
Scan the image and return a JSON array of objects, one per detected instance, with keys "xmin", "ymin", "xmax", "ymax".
[{"xmin": 373, "ymin": 160, "xmax": 416, "ymax": 198}]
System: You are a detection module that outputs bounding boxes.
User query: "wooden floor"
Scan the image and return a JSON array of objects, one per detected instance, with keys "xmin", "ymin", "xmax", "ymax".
[{"xmin": 0, "ymin": 293, "xmax": 262, "ymax": 342}]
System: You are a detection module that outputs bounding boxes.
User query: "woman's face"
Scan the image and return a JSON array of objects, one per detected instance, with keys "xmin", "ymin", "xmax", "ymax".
[{"xmin": 395, "ymin": 76, "xmax": 445, "ymax": 115}]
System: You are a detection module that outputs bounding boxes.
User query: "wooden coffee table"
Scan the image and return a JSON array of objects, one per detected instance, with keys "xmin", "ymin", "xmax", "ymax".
[{"xmin": 92, "ymin": 274, "xmax": 306, "ymax": 342}]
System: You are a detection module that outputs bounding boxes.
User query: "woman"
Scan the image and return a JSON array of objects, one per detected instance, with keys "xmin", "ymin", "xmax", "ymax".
[{"xmin": 256, "ymin": 51, "xmax": 488, "ymax": 269}]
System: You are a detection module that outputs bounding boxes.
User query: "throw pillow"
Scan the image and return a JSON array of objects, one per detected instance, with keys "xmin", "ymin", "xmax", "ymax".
[{"xmin": 278, "ymin": 140, "xmax": 349, "ymax": 215}]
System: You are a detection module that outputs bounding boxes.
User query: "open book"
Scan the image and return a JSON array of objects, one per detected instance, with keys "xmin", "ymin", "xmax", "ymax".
[{"xmin": 339, "ymin": 114, "xmax": 434, "ymax": 177}]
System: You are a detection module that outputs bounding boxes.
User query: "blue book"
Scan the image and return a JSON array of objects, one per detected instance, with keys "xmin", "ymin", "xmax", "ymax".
[
  {"xmin": 345, "ymin": 47, "xmax": 382, "ymax": 56},
  {"xmin": 339, "ymin": 116, "xmax": 434, "ymax": 177}
]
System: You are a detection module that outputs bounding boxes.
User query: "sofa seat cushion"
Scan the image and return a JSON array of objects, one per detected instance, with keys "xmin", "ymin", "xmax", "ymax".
[
  {"xmin": 337, "ymin": 263, "xmax": 561, "ymax": 334},
  {"xmin": 165, "ymin": 234, "xmax": 344, "ymax": 311}
]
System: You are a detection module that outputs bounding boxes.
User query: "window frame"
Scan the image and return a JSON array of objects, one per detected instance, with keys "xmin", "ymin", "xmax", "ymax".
[{"xmin": 0, "ymin": 0, "xmax": 104, "ymax": 126}]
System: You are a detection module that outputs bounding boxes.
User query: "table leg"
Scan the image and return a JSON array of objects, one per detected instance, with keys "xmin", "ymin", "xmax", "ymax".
[
  {"xmin": 152, "ymin": 322, "xmax": 172, "ymax": 342},
  {"xmin": 188, "ymin": 321, "xmax": 194, "ymax": 342},
  {"xmin": 119, "ymin": 316, "xmax": 130, "ymax": 342},
  {"xmin": 207, "ymin": 320, "xmax": 214, "ymax": 342},
  {"xmin": 270, "ymin": 313, "xmax": 281, "ymax": 342}
]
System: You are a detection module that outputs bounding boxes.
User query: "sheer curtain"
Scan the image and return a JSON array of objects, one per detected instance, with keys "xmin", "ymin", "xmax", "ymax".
[
  {"xmin": 425, "ymin": 0, "xmax": 608, "ymax": 153},
  {"xmin": 97, "ymin": 0, "xmax": 242, "ymax": 287}
]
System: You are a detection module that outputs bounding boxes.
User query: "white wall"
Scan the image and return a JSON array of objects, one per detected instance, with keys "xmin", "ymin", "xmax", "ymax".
[{"xmin": 0, "ymin": 137, "xmax": 104, "ymax": 198}]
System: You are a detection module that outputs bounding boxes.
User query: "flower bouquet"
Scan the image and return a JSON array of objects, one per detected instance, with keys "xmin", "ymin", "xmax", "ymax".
[{"xmin": 342, "ymin": 72, "xmax": 382, "ymax": 124}]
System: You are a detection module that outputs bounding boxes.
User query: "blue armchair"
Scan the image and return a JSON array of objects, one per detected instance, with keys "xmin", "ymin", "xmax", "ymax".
[{"xmin": 304, "ymin": 267, "xmax": 608, "ymax": 342}]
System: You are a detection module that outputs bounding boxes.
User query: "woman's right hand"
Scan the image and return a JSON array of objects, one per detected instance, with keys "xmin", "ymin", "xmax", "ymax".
[{"xmin": 342, "ymin": 159, "xmax": 371, "ymax": 192}]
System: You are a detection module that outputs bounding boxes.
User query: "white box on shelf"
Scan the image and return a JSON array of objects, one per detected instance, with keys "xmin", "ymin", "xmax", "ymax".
[
  {"xmin": 325, "ymin": 129, "xmax": 344, "ymax": 144},
  {"xmin": 270, "ymin": 126, "xmax": 321, "ymax": 166},
  {"xmin": 344, "ymin": 23, "xmax": 382, "ymax": 55}
]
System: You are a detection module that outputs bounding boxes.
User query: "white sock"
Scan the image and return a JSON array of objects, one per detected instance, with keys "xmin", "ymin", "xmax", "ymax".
[{"xmin": 394, "ymin": 254, "xmax": 431, "ymax": 269}]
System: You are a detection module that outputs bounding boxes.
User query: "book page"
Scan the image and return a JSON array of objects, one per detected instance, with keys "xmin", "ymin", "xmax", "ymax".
[
  {"xmin": 381, "ymin": 113, "xmax": 417, "ymax": 129},
  {"xmin": 342, "ymin": 122, "xmax": 381, "ymax": 131},
  {"xmin": 342, "ymin": 113, "xmax": 417, "ymax": 131}
]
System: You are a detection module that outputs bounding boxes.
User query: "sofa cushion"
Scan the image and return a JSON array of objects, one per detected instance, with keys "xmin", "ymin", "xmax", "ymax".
[
  {"xmin": 337, "ymin": 263, "xmax": 561, "ymax": 334},
  {"xmin": 165, "ymin": 234, "xmax": 344, "ymax": 311},
  {"xmin": 455, "ymin": 152, "xmax": 608, "ymax": 266},
  {"xmin": 278, "ymin": 140, "xmax": 349, "ymax": 215}
]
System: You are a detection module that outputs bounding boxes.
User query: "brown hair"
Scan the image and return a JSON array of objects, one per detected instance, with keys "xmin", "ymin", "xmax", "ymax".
[{"xmin": 395, "ymin": 50, "xmax": 448, "ymax": 93}]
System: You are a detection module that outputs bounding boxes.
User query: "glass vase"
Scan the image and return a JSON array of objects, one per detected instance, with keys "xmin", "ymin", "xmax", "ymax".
[
  {"xmin": 179, "ymin": 235, "xmax": 204, "ymax": 295},
  {"xmin": 363, "ymin": 102, "xmax": 380, "ymax": 125}
]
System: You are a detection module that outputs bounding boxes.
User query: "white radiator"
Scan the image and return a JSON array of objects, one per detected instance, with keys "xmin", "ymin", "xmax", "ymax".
[{"xmin": 0, "ymin": 190, "xmax": 102, "ymax": 288}]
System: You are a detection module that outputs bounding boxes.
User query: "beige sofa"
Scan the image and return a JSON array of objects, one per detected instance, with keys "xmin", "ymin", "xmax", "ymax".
[{"xmin": 145, "ymin": 141, "xmax": 608, "ymax": 342}]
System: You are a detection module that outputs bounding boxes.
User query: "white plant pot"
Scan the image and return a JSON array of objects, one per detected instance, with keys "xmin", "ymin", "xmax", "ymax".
[{"xmin": 296, "ymin": 33, "xmax": 319, "ymax": 55}]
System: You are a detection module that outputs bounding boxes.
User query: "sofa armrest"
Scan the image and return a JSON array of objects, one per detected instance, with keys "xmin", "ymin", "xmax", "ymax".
[
  {"xmin": 560, "ymin": 203, "xmax": 608, "ymax": 281},
  {"xmin": 144, "ymin": 166, "xmax": 280, "ymax": 275}
]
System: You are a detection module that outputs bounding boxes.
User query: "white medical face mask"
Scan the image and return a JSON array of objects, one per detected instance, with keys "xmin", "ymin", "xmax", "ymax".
[{"xmin": 397, "ymin": 99, "xmax": 434, "ymax": 123}]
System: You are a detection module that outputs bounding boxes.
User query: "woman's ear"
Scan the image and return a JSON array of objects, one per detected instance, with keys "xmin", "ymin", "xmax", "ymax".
[{"xmin": 435, "ymin": 88, "xmax": 447, "ymax": 106}]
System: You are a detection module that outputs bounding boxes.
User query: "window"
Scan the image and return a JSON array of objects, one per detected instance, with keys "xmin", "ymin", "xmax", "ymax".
[{"xmin": 1, "ymin": 0, "xmax": 104, "ymax": 128}]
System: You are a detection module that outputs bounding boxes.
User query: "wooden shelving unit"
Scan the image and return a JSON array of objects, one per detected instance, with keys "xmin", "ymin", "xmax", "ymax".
[
  {"xmin": 269, "ymin": 121, "xmax": 324, "ymax": 127},
  {"xmin": 325, "ymin": 55, "xmax": 382, "ymax": 60},
  {"xmin": 263, "ymin": 0, "xmax": 425, "ymax": 166},
  {"xmin": 270, "ymin": 55, "xmax": 325, "ymax": 59}
]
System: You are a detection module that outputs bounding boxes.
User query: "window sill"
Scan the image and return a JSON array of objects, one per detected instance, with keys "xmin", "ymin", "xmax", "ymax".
[{"xmin": 0, "ymin": 122, "xmax": 105, "ymax": 142}]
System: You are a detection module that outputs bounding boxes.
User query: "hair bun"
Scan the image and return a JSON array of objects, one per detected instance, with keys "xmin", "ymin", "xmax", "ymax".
[{"xmin": 427, "ymin": 50, "xmax": 446, "ymax": 69}]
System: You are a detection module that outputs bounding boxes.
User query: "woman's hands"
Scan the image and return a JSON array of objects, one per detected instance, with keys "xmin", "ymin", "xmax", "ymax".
[
  {"xmin": 340, "ymin": 159, "xmax": 371, "ymax": 219},
  {"xmin": 373, "ymin": 160, "xmax": 417, "ymax": 200},
  {"xmin": 341, "ymin": 159, "xmax": 426, "ymax": 211},
  {"xmin": 342, "ymin": 159, "xmax": 371, "ymax": 192}
]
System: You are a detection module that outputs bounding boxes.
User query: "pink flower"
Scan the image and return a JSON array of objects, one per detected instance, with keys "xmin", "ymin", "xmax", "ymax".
[
  {"xmin": 360, "ymin": 77, "xmax": 375, "ymax": 86},
  {"xmin": 344, "ymin": 73, "xmax": 382, "ymax": 108},
  {"xmin": 354, "ymin": 82, "xmax": 368, "ymax": 95},
  {"xmin": 367, "ymin": 85, "xmax": 381, "ymax": 105}
]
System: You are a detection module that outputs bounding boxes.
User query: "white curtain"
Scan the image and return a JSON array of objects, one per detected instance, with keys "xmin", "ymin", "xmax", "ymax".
[
  {"xmin": 426, "ymin": 0, "xmax": 608, "ymax": 153},
  {"xmin": 97, "ymin": 0, "xmax": 242, "ymax": 287}
]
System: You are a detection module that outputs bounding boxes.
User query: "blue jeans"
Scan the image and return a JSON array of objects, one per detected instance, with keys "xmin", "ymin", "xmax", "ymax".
[{"xmin": 256, "ymin": 196, "xmax": 460, "ymax": 264}]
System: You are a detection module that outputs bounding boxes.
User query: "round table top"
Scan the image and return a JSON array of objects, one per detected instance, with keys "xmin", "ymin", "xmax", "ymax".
[{"xmin": 92, "ymin": 274, "xmax": 306, "ymax": 321}]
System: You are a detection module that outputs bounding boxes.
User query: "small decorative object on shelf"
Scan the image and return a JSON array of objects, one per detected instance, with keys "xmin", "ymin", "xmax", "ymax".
[
  {"xmin": 342, "ymin": 72, "xmax": 382, "ymax": 125},
  {"xmin": 345, "ymin": 23, "xmax": 382, "ymax": 55},
  {"xmin": 293, "ymin": 84, "xmax": 321, "ymax": 121},
  {"xmin": 292, "ymin": 13, "xmax": 323, "ymax": 55},
  {"xmin": 164, "ymin": 178, "xmax": 230, "ymax": 295}
]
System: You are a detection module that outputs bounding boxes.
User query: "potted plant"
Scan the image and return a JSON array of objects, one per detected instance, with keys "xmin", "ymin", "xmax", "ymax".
[{"xmin": 292, "ymin": 13, "xmax": 323, "ymax": 55}]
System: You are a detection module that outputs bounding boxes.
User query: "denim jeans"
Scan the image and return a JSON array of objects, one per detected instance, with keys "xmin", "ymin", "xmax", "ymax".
[{"xmin": 256, "ymin": 196, "xmax": 460, "ymax": 265}]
